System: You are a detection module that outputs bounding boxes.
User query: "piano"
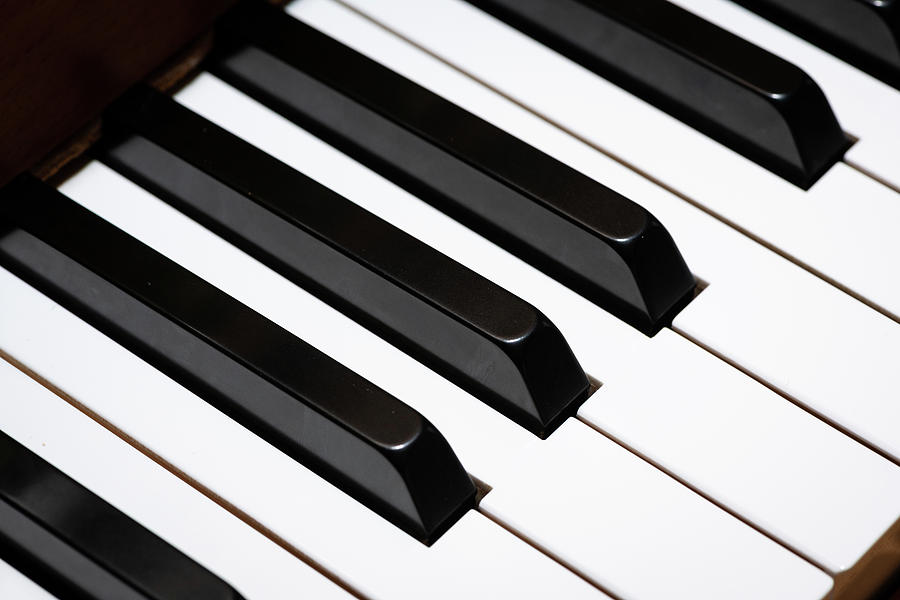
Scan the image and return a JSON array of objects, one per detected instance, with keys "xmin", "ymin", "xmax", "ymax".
[{"xmin": 1, "ymin": 0, "xmax": 899, "ymax": 598}]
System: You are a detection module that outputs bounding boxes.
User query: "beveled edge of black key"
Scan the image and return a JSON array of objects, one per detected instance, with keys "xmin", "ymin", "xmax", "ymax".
[
  {"xmin": 0, "ymin": 429, "xmax": 246, "ymax": 600},
  {"xmin": 99, "ymin": 85, "xmax": 591, "ymax": 438},
  {"xmin": 212, "ymin": 1, "xmax": 698, "ymax": 335},
  {"xmin": 468, "ymin": 0, "xmax": 851, "ymax": 189},
  {"xmin": 0, "ymin": 499, "xmax": 152, "ymax": 600},
  {"xmin": 730, "ymin": 0, "xmax": 900, "ymax": 90},
  {"xmin": 0, "ymin": 175, "xmax": 476, "ymax": 544}
]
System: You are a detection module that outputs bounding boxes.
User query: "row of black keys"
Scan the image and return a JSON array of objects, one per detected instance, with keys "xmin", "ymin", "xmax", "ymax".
[
  {"xmin": 1, "ymin": 0, "xmax": 696, "ymax": 549},
  {"xmin": 469, "ymin": 0, "xmax": 898, "ymax": 188},
  {"xmin": 0, "ymin": 0, "xmax": 882, "ymax": 596}
]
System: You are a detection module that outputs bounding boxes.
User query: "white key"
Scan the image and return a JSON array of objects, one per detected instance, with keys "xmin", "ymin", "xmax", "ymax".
[
  {"xmin": 287, "ymin": 0, "xmax": 900, "ymax": 460},
  {"xmin": 581, "ymin": 329, "xmax": 900, "ymax": 576},
  {"xmin": 326, "ymin": 0, "xmax": 900, "ymax": 323},
  {"xmin": 0, "ymin": 559, "xmax": 56, "ymax": 600},
  {"xmin": 0, "ymin": 269, "xmax": 604, "ymax": 600},
  {"xmin": 673, "ymin": 261, "xmax": 900, "ymax": 464},
  {"xmin": 171, "ymin": 74, "xmax": 900, "ymax": 582},
  {"xmin": 671, "ymin": 0, "xmax": 900, "ymax": 192},
  {"xmin": 480, "ymin": 420, "xmax": 832, "ymax": 600},
  {"xmin": 0, "ymin": 358, "xmax": 350, "ymax": 600}
]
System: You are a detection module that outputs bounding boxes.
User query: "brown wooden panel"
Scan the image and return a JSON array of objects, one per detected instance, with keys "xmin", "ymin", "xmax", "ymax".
[{"xmin": 0, "ymin": 0, "xmax": 235, "ymax": 187}]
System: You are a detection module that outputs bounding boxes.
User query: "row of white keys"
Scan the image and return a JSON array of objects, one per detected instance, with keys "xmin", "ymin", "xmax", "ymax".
[
  {"xmin": 671, "ymin": 0, "xmax": 900, "ymax": 192},
  {"xmin": 0, "ymin": 267, "xmax": 603, "ymax": 600},
  {"xmin": 481, "ymin": 421, "xmax": 830, "ymax": 600},
  {"xmin": 0, "ymin": 559, "xmax": 56, "ymax": 600},
  {"xmin": 56, "ymin": 145, "xmax": 830, "ymax": 596},
  {"xmin": 0, "ymin": 258, "xmax": 828, "ymax": 600},
  {"xmin": 583, "ymin": 328, "xmax": 900, "ymax": 577},
  {"xmin": 0, "ymin": 358, "xmax": 352, "ymax": 600},
  {"xmin": 172, "ymin": 72, "xmax": 895, "ymax": 585},
  {"xmin": 292, "ymin": 0, "xmax": 900, "ymax": 462},
  {"xmin": 328, "ymin": 0, "xmax": 900, "ymax": 323}
]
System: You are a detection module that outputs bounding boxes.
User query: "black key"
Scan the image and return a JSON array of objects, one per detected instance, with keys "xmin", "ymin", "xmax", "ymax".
[
  {"xmin": 464, "ymin": 0, "xmax": 851, "ymax": 188},
  {"xmin": 211, "ymin": 1, "xmax": 696, "ymax": 336},
  {"xmin": 0, "ymin": 429, "xmax": 242, "ymax": 599},
  {"xmin": 100, "ymin": 86, "xmax": 589, "ymax": 438},
  {"xmin": 0, "ymin": 175, "xmax": 475, "ymax": 544},
  {"xmin": 730, "ymin": 0, "xmax": 900, "ymax": 90}
]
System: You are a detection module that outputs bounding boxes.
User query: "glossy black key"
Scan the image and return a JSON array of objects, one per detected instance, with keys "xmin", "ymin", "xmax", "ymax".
[
  {"xmin": 731, "ymin": 0, "xmax": 900, "ymax": 90},
  {"xmin": 100, "ymin": 86, "xmax": 589, "ymax": 438},
  {"xmin": 0, "ymin": 175, "xmax": 475, "ymax": 544},
  {"xmin": 212, "ymin": 1, "xmax": 696, "ymax": 336},
  {"xmin": 465, "ymin": 0, "xmax": 851, "ymax": 188},
  {"xmin": 0, "ymin": 430, "xmax": 242, "ymax": 599}
]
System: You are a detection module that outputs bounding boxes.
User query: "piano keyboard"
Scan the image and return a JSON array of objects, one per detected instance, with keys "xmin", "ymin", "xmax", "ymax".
[{"xmin": 1, "ymin": 0, "xmax": 899, "ymax": 598}]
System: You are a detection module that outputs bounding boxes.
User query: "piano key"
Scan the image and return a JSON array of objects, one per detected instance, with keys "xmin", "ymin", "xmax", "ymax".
[
  {"xmin": 0, "ymin": 271, "xmax": 606, "ymax": 600},
  {"xmin": 671, "ymin": 0, "xmax": 900, "ymax": 195},
  {"xmin": 296, "ymin": 0, "xmax": 900, "ymax": 459},
  {"xmin": 727, "ymin": 0, "xmax": 900, "ymax": 89},
  {"xmin": 175, "ymin": 73, "xmax": 900, "ymax": 582},
  {"xmin": 581, "ymin": 329, "xmax": 900, "ymax": 587},
  {"xmin": 100, "ymin": 85, "xmax": 589, "ymax": 438},
  {"xmin": 0, "ymin": 175, "xmax": 475, "ymax": 544},
  {"xmin": 481, "ymin": 420, "xmax": 833, "ymax": 600},
  {"xmin": 672, "ymin": 256, "xmax": 900, "ymax": 465},
  {"xmin": 464, "ymin": 0, "xmax": 848, "ymax": 188},
  {"xmin": 210, "ymin": 0, "xmax": 696, "ymax": 336},
  {"xmin": 0, "ymin": 357, "xmax": 354, "ymax": 600},
  {"xmin": 330, "ymin": 0, "xmax": 900, "ymax": 322},
  {"xmin": 0, "ymin": 559, "xmax": 56, "ymax": 600},
  {"xmin": 0, "ymin": 431, "xmax": 244, "ymax": 600}
]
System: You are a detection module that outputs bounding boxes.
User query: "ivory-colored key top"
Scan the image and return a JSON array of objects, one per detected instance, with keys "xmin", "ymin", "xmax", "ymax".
[
  {"xmin": 481, "ymin": 420, "xmax": 833, "ymax": 600},
  {"xmin": 581, "ymin": 329, "xmax": 900, "ymax": 597},
  {"xmin": 673, "ymin": 265, "xmax": 900, "ymax": 463}
]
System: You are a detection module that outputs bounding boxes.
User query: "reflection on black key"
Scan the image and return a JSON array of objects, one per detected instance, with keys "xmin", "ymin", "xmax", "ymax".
[
  {"xmin": 212, "ymin": 1, "xmax": 696, "ymax": 336},
  {"xmin": 0, "ymin": 176, "xmax": 475, "ymax": 544},
  {"xmin": 100, "ymin": 86, "xmax": 589, "ymax": 438},
  {"xmin": 731, "ymin": 0, "xmax": 900, "ymax": 90},
  {"xmin": 0, "ymin": 430, "xmax": 242, "ymax": 599},
  {"xmin": 465, "ymin": 0, "xmax": 850, "ymax": 188}
]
